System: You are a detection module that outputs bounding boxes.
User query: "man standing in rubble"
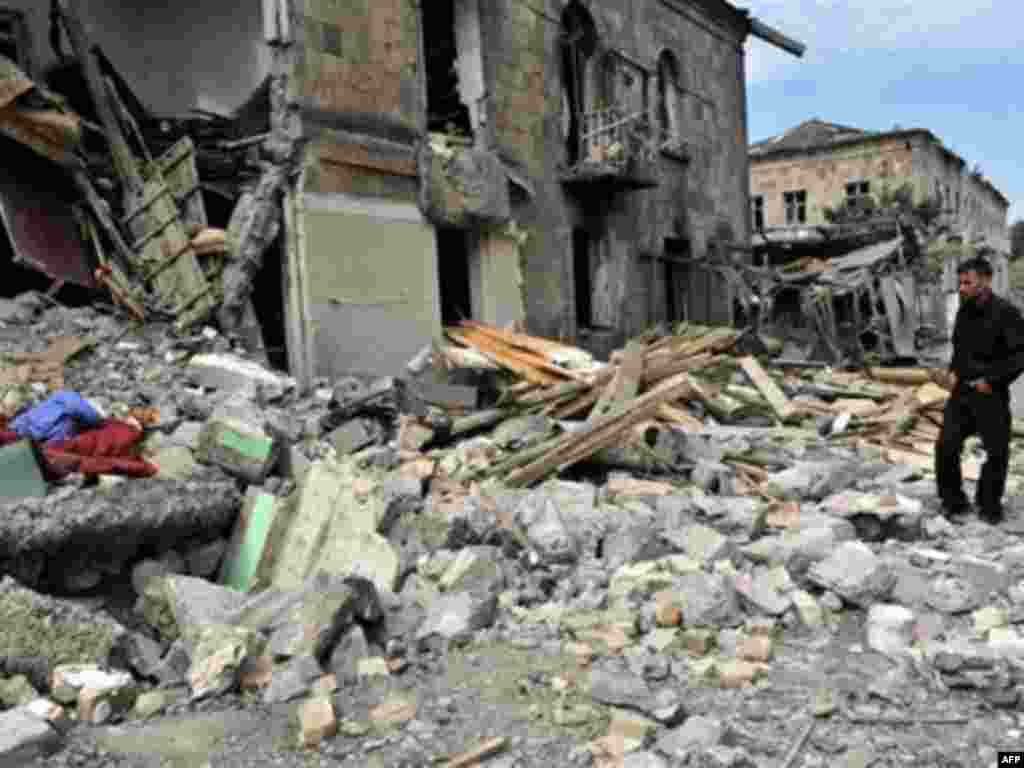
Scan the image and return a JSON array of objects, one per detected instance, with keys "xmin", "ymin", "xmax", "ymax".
[{"xmin": 936, "ymin": 257, "xmax": 1024, "ymax": 524}]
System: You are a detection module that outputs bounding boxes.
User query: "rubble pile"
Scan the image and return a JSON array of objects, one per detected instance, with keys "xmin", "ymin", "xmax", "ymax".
[{"xmin": 3, "ymin": 303, "xmax": 1024, "ymax": 767}]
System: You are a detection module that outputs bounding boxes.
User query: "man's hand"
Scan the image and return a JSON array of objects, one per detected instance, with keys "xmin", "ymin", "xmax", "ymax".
[{"xmin": 974, "ymin": 379, "xmax": 993, "ymax": 395}]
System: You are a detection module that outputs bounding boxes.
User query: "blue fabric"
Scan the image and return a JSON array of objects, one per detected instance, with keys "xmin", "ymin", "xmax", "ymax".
[{"xmin": 10, "ymin": 391, "xmax": 103, "ymax": 445}]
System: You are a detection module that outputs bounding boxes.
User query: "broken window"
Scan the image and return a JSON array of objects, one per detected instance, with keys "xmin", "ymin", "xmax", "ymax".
[
  {"xmin": 0, "ymin": 9, "xmax": 30, "ymax": 73},
  {"xmin": 573, "ymin": 227, "xmax": 592, "ymax": 329},
  {"xmin": 560, "ymin": 1, "xmax": 598, "ymax": 166},
  {"xmin": 657, "ymin": 51, "xmax": 681, "ymax": 145},
  {"xmin": 783, "ymin": 190, "xmax": 807, "ymax": 225},
  {"xmin": 422, "ymin": 0, "xmax": 474, "ymax": 138},
  {"xmin": 845, "ymin": 180, "xmax": 870, "ymax": 209},
  {"xmin": 751, "ymin": 195, "xmax": 765, "ymax": 231}
]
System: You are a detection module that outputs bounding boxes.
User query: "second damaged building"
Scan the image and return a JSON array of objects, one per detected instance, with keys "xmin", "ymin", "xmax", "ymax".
[{"xmin": 0, "ymin": 0, "xmax": 801, "ymax": 386}]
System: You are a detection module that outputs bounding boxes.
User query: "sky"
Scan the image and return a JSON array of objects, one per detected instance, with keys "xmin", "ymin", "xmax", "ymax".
[{"xmin": 740, "ymin": 0, "xmax": 1022, "ymax": 225}]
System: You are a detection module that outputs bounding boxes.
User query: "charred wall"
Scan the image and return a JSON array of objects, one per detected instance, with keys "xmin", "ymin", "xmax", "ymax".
[{"xmin": 481, "ymin": 0, "xmax": 750, "ymax": 354}]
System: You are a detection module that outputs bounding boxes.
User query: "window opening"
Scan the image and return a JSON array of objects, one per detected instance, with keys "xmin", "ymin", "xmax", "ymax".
[
  {"xmin": 560, "ymin": 2, "xmax": 598, "ymax": 166},
  {"xmin": 656, "ymin": 51, "xmax": 681, "ymax": 145},
  {"xmin": 423, "ymin": 0, "xmax": 473, "ymax": 138},
  {"xmin": 751, "ymin": 195, "xmax": 764, "ymax": 231},
  {"xmin": 783, "ymin": 190, "xmax": 807, "ymax": 225}
]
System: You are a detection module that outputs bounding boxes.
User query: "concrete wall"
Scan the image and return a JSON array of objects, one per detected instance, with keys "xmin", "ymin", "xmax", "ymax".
[
  {"xmin": 284, "ymin": 0, "xmax": 751, "ymax": 377},
  {"xmin": 911, "ymin": 140, "xmax": 1008, "ymax": 245},
  {"xmin": 750, "ymin": 133, "xmax": 1009, "ymax": 246},
  {"xmin": 750, "ymin": 136, "xmax": 916, "ymax": 228},
  {"xmin": 9, "ymin": 0, "xmax": 269, "ymax": 115},
  {"xmin": 292, "ymin": 0, "xmax": 421, "ymax": 141},
  {"xmin": 296, "ymin": 191, "xmax": 441, "ymax": 379},
  {"xmin": 484, "ymin": 0, "xmax": 751, "ymax": 349}
]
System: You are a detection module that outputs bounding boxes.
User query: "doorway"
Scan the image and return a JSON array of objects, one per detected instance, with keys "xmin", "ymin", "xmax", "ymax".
[{"xmin": 436, "ymin": 227, "xmax": 472, "ymax": 326}]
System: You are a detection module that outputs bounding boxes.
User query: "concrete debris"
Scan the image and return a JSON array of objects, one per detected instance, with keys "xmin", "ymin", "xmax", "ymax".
[
  {"xmin": 0, "ymin": 476, "xmax": 240, "ymax": 592},
  {"xmin": 0, "ymin": 707, "xmax": 62, "ymax": 765},
  {"xmin": 3, "ymin": 295, "xmax": 1024, "ymax": 766},
  {"xmin": 808, "ymin": 541, "xmax": 895, "ymax": 607}
]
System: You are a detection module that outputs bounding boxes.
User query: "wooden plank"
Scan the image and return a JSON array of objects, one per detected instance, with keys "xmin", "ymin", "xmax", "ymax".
[
  {"xmin": 442, "ymin": 736, "xmax": 509, "ymax": 768},
  {"xmin": 461, "ymin": 319, "xmax": 590, "ymax": 363},
  {"xmin": 885, "ymin": 447, "xmax": 980, "ymax": 481},
  {"xmin": 506, "ymin": 373, "xmax": 695, "ymax": 487},
  {"xmin": 913, "ymin": 382, "xmax": 949, "ymax": 409},
  {"xmin": 447, "ymin": 327, "xmax": 576, "ymax": 382},
  {"xmin": 518, "ymin": 380, "xmax": 590, "ymax": 407},
  {"xmin": 739, "ymin": 356, "xmax": 797, "ymax": 422},
  {"xmin": 867, "ymin": 367, "xmax": 932, "ymax": 386},
  {"xmin": 590, "ymin": 339, "xmax": 645, "ymax": 421},
  {"xmin": 445, "ymin": 328, "xmax": 561, "ymax": 386},
  {"xmin": 547, "ymin": 387, "xmax": 601, "ymax": 419},
  {"xmin": 656, "ymin": 403, "xmax": 704, "ymax": 431}
]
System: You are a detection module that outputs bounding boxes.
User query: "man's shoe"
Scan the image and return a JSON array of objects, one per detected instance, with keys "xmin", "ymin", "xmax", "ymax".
[
  {"xmin": 941, "ymin": 502, "xmax": 972, "ymax": 521},
  {"xmin": 979, "ymin": 507, "xmax": 1005, "ymax": 525}
]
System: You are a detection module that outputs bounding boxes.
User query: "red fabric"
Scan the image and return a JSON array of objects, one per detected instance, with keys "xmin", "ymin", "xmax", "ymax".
[{"xmin": 45, "ymin": 420, "xmax": 158, "ymax": 478}]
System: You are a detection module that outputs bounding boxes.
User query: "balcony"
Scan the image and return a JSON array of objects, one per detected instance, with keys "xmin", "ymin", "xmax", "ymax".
[{"xmin": 559, "ymin": 107, "xmax": 660, "ymax": 191}]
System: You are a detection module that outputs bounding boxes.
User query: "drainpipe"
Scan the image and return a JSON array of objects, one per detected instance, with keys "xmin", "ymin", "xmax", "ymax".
[{"xmin": 748, "ymin": 18, "xmax": 806, "ymax": 58}]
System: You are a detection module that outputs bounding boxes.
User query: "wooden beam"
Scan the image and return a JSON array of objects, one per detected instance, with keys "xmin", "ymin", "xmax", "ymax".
[
  {"xmin": 739, "ymin": 356, "xmax": 797, "ymax": 422},
  {"xmin": 506, "ymin": 372, "xmax": 695, "ymax": 487},
  {"xmin": 590, "ymin": 338, "xmax": 645, "ymax": 421}
]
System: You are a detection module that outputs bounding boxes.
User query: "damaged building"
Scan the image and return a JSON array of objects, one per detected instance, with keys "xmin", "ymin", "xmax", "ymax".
[
  {"xmin": 741, "ymin": 119, "xmax": 1013, "ymax": 365},
  {"xmin": 749, "ymin": 119, "xmax": 1010, "ymax": 249},
  {"xmin": 0, "ymin": 1, "xmax": 800, "ymax": 387}
]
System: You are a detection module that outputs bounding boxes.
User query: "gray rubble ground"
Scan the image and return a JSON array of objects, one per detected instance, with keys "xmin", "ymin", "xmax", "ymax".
[{"xmin": 3, "ymin": 298, "xmax": 1024, "ymax": 767}]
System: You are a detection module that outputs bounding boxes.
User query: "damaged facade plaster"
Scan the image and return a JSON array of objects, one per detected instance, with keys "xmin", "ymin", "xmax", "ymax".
[
  {"xmin": 281, "ymin": 0, "xmax": 759, "ymax": 373},
  {"xmin": 0, "ymin": 0, "xmax": 774, "ymax": 383}
]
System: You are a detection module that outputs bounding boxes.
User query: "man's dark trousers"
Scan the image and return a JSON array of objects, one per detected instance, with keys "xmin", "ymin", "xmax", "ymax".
[{"xmin": 935, "ymin": 384, "xmax": 1012, "ymax": 515}]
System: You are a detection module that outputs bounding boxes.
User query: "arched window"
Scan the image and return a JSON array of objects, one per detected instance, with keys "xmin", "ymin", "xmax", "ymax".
[
  {"xmin": 560, "ymin": 2, "xmax": 598, "ymax": 166},
  {"xmin": 657, "ymin": 51, "xmax": 681, "ymax": 144}
]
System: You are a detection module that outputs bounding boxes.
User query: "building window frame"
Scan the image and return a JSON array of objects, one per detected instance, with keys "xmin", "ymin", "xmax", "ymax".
[
  {"xmin": 845, "ymin": 180, "xmax": 871, "ymax": 208},
  {"xmin": 751, "ymin": 194, "xmax": 765, "ymax": 231},
  {"xmin": 783, "ymin": 189, "xmax": 807, "ymax": 225}
]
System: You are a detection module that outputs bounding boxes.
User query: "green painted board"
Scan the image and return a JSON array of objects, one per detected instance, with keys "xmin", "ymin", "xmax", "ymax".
[
  {"xmin": 218, "ymin": 429, "xmax": 273, "ymax": 462},
  {"xmin": 219, "ymin": 490, "xmax": 278, "ymax": 592},
  {"xmin": 0, "ymin": 440, "xmax": 47, "ymax": 500}
]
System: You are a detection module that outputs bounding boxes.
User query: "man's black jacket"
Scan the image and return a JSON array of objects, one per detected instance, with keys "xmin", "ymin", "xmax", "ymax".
[{"xmin": 950, "ymin": 292, "xmax": 1024, "ymax": 394}]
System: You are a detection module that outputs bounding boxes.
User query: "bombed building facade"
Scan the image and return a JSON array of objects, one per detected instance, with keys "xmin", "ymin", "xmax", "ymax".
[
  {"xmin": 0, "ymin": 1, "xmax": 799, "ymax": 385},
  {"xmin": 749, "ymin": 119, "xmax": 1010, "ymax": 250}
]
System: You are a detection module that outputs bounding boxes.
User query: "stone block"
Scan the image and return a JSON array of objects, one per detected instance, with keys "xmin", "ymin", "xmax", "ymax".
[
  {"xmin": 737, "ymin": 635, "xmax": 774, "ymax": 662},
  {"xmin": 657, "ymin": 714, "xmax": 725, "ymax": 760},
  {"xmin": 152, "ymin": 446, "xmax": 202, "ymax": 480},
  {"xmin": 0, "ymin": 675, "xmax": 38, "ymax": 709},
  {"xmin": 808, "ymin": 541, "xmax": 895, "ymax": 607},
  {"xmin": 197, "ymin": 416, "xmax": 279, "ymax": 484},
  {"xmin": 78, "ymin": 683, "xmax": 138, "ymax": 725},
  {"xmin": 664, "ymin": 524, "xmax": 736, "ymax": 566},
  {"xmin": 50, "ymin": 666, "xmax": 133, "ymax": 705},
  {"xmin": 262, "ymin": 461, "xmax": 392, "ymax": 593},
  {"xmin": 0, "ymin": 440, "xmax": 47, "ymax": 501},
  {"xmin": 865, "ymin": 604, "xmax": 916, "ymax": 656},
  {"xmin": 328, "ymin": 419, "xmax": 380, "ymax": 456},
  {"xmin": 299, "ymin": 696, "xmax": 338, "ymax": 748},
  {"xmin": 0, "ymin": 708, "xmax": 61, "ymax": 766},
  {"xmin": 188, "ymin": 354, "xmax": 293, "ymax": 399}
]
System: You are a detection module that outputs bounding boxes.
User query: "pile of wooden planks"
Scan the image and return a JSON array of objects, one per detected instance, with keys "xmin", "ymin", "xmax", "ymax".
[{"xmin": 434, "ymin": 319, "xmax": 1018, "ymax": 490}]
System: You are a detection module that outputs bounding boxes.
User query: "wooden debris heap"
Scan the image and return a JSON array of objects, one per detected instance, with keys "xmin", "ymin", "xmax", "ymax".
[{"xmin": 417, "ymin": 319, "xmax": 1017, "ymax": 491}]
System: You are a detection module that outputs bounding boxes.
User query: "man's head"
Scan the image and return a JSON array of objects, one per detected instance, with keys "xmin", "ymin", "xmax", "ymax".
[{"xmin": 957, "ymin": 257, "xmax": 994, "ymax": 304}]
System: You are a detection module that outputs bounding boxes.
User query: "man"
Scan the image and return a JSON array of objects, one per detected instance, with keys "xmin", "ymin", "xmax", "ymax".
[{"xmin": 936, "ymin": 257, "xmax": 1024, "ymax": 524}]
